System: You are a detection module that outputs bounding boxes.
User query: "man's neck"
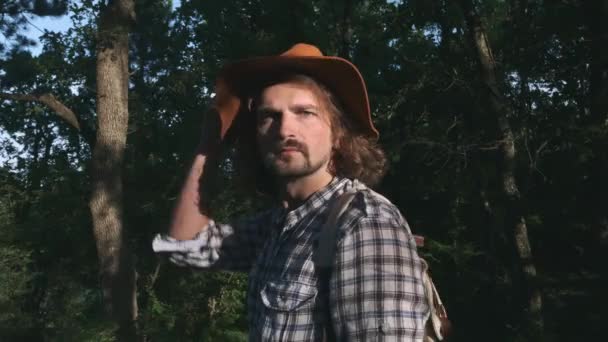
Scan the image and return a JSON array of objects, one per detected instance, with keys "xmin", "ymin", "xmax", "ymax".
[{"xmin": 278, "ymin": 172, "xmax": 334, "ymax": 210}]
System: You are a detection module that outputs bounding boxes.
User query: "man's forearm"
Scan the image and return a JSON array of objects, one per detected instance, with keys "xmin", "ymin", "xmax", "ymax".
[
  {"xmin": 168, "ymin": 153, "xmax": 211, "ymax": 240},
  {"xmin": 169, "ymin": 107, "xmax": 225, "ymax": 240}
]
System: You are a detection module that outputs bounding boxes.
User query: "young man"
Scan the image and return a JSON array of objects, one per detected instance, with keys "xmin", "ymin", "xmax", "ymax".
[{"xmin": 153, "ymin": 44, "xmax": 429, "ymax": 341}]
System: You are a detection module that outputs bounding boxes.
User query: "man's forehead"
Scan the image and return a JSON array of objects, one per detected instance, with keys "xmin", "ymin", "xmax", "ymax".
[{"xmin": 257, "ymin": 80, "xmax": 328, "ymax": 108}]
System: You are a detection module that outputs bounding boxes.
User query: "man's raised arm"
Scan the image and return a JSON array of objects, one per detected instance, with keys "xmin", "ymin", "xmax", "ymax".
[
  {"xmin": 168, "ymin": 108, "xmax": 223, "ymax": 240},
  {"xmin": 168, "ymin": 154, "xmax": 211, "ymax": 240}
]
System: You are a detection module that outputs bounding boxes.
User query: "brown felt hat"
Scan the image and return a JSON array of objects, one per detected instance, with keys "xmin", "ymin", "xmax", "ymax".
[{"xmin": 213, "ymin": 43, "xmax": 379, "ymax": 140}]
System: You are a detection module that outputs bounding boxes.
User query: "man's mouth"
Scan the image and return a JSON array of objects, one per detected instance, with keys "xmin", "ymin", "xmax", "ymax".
[
  {"xmin": 274, "ymin": 140, "xmax": 306, "ymax": 155},
  {"xmin": 277, "ymin": 148, "xmax": 301, "ymax": 157}
]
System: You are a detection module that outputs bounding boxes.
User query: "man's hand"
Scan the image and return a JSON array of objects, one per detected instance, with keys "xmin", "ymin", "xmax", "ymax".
[{"xmin": 169, "ymin": 77, "xmax": 246, "ymax": 240}]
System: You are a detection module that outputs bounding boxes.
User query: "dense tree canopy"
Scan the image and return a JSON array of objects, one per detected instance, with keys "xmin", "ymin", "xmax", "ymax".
[{"xmin": 0, "ymin": 0, "xmax": 606, "ymax": 340}]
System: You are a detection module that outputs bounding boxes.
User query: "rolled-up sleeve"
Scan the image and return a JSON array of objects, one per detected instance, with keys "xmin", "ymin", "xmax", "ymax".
[
  {"xmin": 331, "ymin": 205, "xmax": 429, "ymax": 341},
  {"xmin": 153, "ymin": 213, "xmax": 270, "ymax": 272}
]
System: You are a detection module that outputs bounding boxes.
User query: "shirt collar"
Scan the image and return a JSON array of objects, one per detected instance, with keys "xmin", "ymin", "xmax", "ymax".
[{"xmin": 282, "ymin": 177, "xmax": 349, "ymax": 228}]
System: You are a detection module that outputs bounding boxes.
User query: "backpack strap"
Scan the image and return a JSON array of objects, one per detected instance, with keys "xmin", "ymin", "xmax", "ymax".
[
  {"xmin": 314, "ymin": 191, "xmax": 358, "ymax": 269},
  {"xmin": 314, "ymin": 190, "xmax": 358, "ymax": 342}
]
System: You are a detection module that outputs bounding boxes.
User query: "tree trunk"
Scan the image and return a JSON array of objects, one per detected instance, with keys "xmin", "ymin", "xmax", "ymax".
[
  {"xmin": 328, "ymin": 0, "xmax": 354, "ymax": 58},
  {"xmin": 88, "ymin": 0, "xmax": 138, "ymax": 340},
  {"xmin": 338, "ymin": 0, "xmax": 353, "ymax": 58},
  {"xmin": 585, "ymin": 0, "xmax": 608, "ymax": 124},
  {"xmin": 457, "ymin": 0, "xmax": 544, "ymax": 338}
]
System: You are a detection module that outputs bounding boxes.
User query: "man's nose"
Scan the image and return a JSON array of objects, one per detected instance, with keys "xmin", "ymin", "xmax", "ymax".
[{"xmin": 276, "ymin": 111, "xmax": 297, "ymax": 139}]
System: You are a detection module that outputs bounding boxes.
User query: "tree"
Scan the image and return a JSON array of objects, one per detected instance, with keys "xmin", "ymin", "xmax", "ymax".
[
  {"xmin": 457, "ymin": 0, "xmax": 543, "ymax": 337},
  {"xmin": 1, "ymin": 0, "xmax": 138, "ymax": 339},
  {"xmin": 89, "ymin": 0, "xmax": 138, "ymax": 339},
  {"xmin": 0, "ymin": 0, "xmax": 68, "ymax": 54}
]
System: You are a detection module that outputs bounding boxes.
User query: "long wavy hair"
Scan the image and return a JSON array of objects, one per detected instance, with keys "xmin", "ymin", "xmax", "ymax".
[{"xmin": 232, "ymin": 72, "xmax": 387, "ymax": 196}]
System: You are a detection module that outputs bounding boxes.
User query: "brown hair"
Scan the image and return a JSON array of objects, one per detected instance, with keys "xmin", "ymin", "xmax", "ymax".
[{"xmin": 232, "ymin": 72, "xmax": 387, "ymax": 195}]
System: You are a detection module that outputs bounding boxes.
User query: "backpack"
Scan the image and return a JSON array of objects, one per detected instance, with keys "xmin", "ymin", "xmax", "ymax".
[{"xmin": 315, "ymin": 191, "xmax": 451, "ymax": 341}]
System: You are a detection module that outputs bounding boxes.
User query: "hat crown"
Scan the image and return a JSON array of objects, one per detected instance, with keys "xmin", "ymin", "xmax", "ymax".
[{"xmin": 281, "ymin": 43, "xmax": 324, "ymax": 57}]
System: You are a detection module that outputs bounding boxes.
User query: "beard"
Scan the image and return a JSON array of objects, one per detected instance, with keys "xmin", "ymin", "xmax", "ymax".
[{"xmin": 261, "ymin": 140, "xmax": 330, "ymax": 178}]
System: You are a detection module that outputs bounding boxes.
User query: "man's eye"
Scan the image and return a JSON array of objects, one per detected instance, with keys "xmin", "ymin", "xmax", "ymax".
[{"xmin": 257, "ymin": 111, "xmax": 275, "ymax": 120}]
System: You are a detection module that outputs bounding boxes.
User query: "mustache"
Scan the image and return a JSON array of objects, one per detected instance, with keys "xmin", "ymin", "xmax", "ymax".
[{"xmin": 273, "ymin": 139, "xmax": 307, "ymax": 154}]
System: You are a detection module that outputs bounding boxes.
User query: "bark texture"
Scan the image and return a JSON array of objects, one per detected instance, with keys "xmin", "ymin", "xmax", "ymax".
[
  {"xmin": 88, "ymin": 0, "xmax": 138, "ymax": 339},
  {"xmin": 457, "ymin": 0, "xmax": 544, "ymax": 338}
]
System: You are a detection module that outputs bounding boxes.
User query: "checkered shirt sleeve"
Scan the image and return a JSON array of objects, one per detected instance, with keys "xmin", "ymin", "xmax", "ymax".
[
  {"xmin": 330, "ymin": 193, "xmax": 430, "ymax": 341},
  {"xmin": 152, "ymin": 212, "xmax": 271, "ymax": 272}
]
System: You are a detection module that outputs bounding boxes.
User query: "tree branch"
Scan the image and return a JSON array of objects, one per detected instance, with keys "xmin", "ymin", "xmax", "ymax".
[
  {"xmin": 1, "ymin": 92, "xmax": 81, "ymax": 130},
  {"xmin": 0, "ymin": 92, "xmax": 97, "ymax": 147}
]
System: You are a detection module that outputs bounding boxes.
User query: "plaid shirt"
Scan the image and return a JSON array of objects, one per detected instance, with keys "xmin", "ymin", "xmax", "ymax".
[{"xmin": 153, "ymin": 177, "xmax": 429, "ymax": 341}]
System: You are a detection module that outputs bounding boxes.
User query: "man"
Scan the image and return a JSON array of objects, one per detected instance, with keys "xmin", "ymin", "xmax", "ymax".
[{"xmin": 153, "ymin": 43, "xmax": 429, "ymax": 341}]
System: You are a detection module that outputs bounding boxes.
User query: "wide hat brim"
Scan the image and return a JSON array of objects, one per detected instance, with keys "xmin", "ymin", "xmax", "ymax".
[{"xmin": 213, "ymin": 44, "xmax": 378, "ymax": 140}]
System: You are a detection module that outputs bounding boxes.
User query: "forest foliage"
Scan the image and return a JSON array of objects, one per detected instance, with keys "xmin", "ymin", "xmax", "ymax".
[{"xmin": 0, "ymin": 0, "xmax": 606, "ymax": 341}]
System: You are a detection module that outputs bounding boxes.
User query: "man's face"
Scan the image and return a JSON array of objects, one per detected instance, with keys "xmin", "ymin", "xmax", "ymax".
[{"xmin": 255, "ymin": 81, "xmax": 334, "ymax": 179}]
